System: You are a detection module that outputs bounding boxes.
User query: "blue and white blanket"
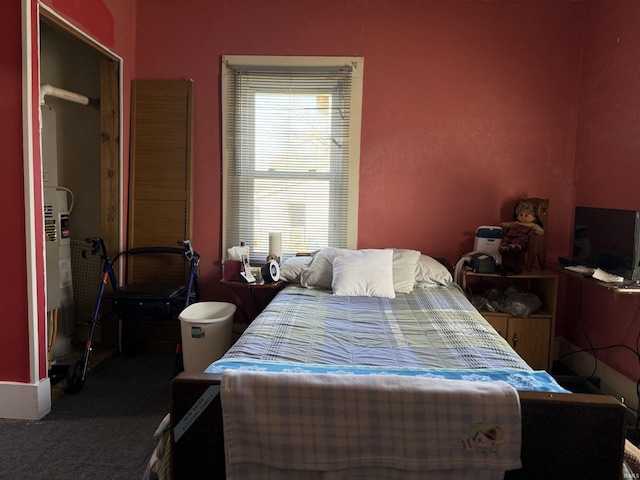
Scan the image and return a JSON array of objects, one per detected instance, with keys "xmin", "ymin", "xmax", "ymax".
[{"xmin": 206, "ymin": 358, "xmax": 568, "ymax": 392}]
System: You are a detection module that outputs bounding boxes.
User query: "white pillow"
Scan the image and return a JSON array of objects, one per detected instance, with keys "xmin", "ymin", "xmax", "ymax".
[
  {"xmin": 390, "ymin": 249, "xmax": 421, "ymax": 293},
  {"xmin": 299, "ymin": 247, "xmax": 350, "ymax": 288},
  {"xmin": 279, "ymin": 256, "xmax": 312, "ymax": 283},
  {"xmin": 415, "ymin": 254, "xmax": 452, "ymax": 287},
  {"xmin": 332, "ymin": 249, "xmax": 395, "ymax": 298}
]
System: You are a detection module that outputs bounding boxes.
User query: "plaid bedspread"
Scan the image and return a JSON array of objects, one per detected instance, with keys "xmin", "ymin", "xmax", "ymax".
[
  {"xmin": 221, "ymin": 370, "xmax": 522, "ymax": 479},
  {"xmin": 207, "ymin": 284, "xmax": 567, "ymax": 393},
  {"xmin": 224, "ymin": 284, "xmax": 532, "ymax": 369},
  {"xmin": 224, "ymin": 284, "xmax": 531, "ymax": 369}
]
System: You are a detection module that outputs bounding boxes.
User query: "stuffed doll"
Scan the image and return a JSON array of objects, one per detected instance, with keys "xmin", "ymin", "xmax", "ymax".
[{"xmin": 499, "ymin": 200, "xmax": 544, "ymax": 254}]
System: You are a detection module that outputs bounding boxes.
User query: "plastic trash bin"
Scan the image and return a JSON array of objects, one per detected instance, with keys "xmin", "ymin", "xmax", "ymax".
[{"xmin": 179, "ymin": 302, "xmax": 236, "ymax": 373}]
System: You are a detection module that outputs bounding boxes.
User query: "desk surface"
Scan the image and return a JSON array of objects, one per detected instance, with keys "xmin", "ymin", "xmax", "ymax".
[{"xmin": 549, "ymin": 263, "xmax": 640, "ymax": 295}]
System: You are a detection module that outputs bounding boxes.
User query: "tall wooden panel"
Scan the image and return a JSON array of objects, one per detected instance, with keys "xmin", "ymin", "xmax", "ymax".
[
  {"xmin": 100, "ymin": 58, "xmax": 121, "ymax": 261},
  {"xmin": 128, "ymin": 80, "xmax": 194, "ymax": 285}
]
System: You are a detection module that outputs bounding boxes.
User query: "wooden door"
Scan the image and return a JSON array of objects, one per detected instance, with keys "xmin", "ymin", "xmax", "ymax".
[
  {"xmin": 507, "ymin": 317, "xmax": 551, "ymax": 370},
  {"xmin": 128, "ymin": 80, "xmax": 194, "ymax": 284},
  {"xmin": 482, "ymin": 314, "xmax": 508, "ymax": 339}
]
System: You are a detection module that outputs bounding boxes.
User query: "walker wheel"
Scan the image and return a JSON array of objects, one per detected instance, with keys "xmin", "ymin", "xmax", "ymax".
[{"xmin": 65, "ymin": 359, "xmax": 85, "ymax": 394}]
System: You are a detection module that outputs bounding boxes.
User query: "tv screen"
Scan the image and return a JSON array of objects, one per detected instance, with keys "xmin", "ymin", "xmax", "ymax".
[{"xmin": 572, "ymin": 206, "xmax": 640, "ymax": 282}]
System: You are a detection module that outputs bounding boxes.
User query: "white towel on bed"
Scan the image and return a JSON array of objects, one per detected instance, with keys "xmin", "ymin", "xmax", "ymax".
[{"xmin": 221, "ymin": 370, "xmax": 521, "ymax": 480}]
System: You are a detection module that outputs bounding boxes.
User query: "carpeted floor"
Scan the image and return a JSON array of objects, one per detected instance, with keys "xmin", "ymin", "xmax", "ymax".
[{"xmin": 0, "ymin": 352, "xmax": 177, "ymax": 480}]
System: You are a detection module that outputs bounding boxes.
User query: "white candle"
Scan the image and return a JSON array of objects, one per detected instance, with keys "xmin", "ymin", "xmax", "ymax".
[{"xmin": 269, "ymin": 232, "xmax": 282, "ymax": 260}]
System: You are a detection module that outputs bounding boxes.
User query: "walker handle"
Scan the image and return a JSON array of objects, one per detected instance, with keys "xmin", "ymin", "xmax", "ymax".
[{"xmin": 82, "ymin": 237, "xmax": 105, "ymax": 259}]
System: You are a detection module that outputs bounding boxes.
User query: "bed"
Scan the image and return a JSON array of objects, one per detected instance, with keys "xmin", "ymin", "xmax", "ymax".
[{"xmin": 165, "ymin": 249, "xmax": 626, "ymax": 479}]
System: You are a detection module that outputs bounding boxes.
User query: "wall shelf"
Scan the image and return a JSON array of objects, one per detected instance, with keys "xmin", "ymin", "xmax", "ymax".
[{"xmin": 549, "ymin": 263, "xmax": 640, "ymax": 295}]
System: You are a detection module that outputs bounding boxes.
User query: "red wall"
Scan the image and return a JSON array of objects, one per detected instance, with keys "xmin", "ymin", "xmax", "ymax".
[
  {"xmin": 134, "ymin": 0, "xmax": 585, "ymax": 300},
  {"xmin": 0, "ymin": 1, "xmax": 31, "ymax": 382},
  {"xmin": 575, "ymin": 1, "xmax": 640, "ymax": 210},
  {"xmin": 557, "ymin": 0, "xmax": 640, "ymax": 381},
  {"xmin": 3, "ymin": 0, "xmax": 638, "ymax": 389}
]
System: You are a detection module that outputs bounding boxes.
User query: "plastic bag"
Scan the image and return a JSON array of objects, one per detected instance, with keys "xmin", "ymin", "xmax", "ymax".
[
  {"xmin": 468, "ymin": 294, "xmax": 498, "ymax": 313},
  {"xmin": 481, "ymin": 286, "xmax": 541, "ymax": 318}
]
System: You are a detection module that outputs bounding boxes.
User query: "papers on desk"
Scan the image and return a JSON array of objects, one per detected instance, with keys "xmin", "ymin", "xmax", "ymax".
[
  {"xmin": 592, "ymin": 268, "xmax": 625, "ymax": 283},
  {"xmin": 565, "ymin": 265, "xmax": 595, "ymax": 275},
  {"xmin": 564, "ymin": 265, "xmax": 625, "ymax": 283}
]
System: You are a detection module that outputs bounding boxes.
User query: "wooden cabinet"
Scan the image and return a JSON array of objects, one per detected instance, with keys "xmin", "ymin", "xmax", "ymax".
[{"xmin": 460, "ymin": 269, "xmax": 558, "ymax": 371}]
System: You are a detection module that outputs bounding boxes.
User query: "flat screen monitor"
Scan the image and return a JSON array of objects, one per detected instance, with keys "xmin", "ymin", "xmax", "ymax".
[{"xmin": 572, "ymin": 206, "xmax": 640, "ymax": 283}]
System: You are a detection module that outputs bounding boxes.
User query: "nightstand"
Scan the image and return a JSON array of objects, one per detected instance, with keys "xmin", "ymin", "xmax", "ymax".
[
  {"xmin": 220, "ymin": 279, "xmax": 286, "ymax": 324},
  {"xmin": 460, "ymin": 268, "xmax": 558, "ymax": 371}
]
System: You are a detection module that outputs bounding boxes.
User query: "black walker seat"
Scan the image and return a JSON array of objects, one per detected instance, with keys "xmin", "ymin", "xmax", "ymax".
[
  {"xmin": 105, "ymin": 245, "xmax": 199, "ymax": 322},
  {"xmin": 109, "ymin": 283, "xmax": 190, "ymax": 320}
]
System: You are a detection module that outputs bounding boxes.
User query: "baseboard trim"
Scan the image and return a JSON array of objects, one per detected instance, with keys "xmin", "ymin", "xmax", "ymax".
[
  {"xmin": 556, "ymin": 337, "xmax": 637, "ymax": 412},
  {"xmin": 0, "ymin": 378, "xmax": 51, "ymax": 420}
]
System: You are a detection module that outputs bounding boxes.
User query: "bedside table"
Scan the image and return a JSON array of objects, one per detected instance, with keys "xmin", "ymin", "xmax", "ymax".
[
  {"xmin": 220, "ymin": 279, "xmax": 286, "ymax": 324},
  {"xmin": 459, "ymin": 268, "xmax": 558, "ymax": 371}
]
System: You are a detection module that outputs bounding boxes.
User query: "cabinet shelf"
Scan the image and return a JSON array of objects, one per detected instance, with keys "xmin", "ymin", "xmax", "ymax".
[
  {"xmin": 477, "ymin": 310, "xmax": 554, "ymax": 319},
  {"xmin": 460, "ymin": 268, "xmax": 558, "ymax": 371}
]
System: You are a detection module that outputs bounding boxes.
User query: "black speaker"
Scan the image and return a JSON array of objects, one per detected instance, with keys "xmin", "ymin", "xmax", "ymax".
[{"xmin": 261, "ymin": 259, "xmax": 280, "ymax": 283}]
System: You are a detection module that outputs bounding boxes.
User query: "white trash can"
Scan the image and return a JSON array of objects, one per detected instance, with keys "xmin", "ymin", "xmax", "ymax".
[{"xmin": 179, "ymin": 302, "xmax": 236, "ymax": 373}]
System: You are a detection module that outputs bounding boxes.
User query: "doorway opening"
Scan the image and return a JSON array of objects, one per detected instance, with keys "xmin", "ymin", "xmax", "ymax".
[{"xmin": 39, "ymin": 11, "xmax": 121, "ymax": 376}]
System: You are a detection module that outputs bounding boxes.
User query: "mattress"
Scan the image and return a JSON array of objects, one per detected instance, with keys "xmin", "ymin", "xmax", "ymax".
[{"xmin": 206, "ymin": 284, "xmax": 568, "ymax": 393}]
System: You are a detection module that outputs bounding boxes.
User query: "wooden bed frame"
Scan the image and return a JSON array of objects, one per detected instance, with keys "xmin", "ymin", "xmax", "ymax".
[{"xmin": 169, "ymin": 371, "xmax": 626, "ymax": 480}]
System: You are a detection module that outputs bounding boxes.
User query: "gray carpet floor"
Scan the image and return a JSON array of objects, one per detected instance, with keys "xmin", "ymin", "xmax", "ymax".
[{"xmin": 0, "ymin": 353, "xmax": 176, "ymax": 480}]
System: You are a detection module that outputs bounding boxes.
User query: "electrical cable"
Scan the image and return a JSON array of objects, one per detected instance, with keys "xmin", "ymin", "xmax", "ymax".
[
  {"xmin": 636, "ymin": 377, "xmax": 640, "ymax": 432},
  {"xmin": 634, "ymin": 306, "xmax": 640, "ymax": 433},
  {"xmin": 578, "ymin": 285, "xmax": 600, "ymax": 382},
  {"xmin": 47, "ymin": 308, "xmax": 58, "ymax": 371},
  {"xmin": 55, "ymin": 186, "xmax": 74, "ymax": 214},
  {"xmin": 556, "ymin": 282, "xmax": 599, "ymax": 382},
  {"xmin": 558, "ymin": 296, "xmax": 640, "ymax": 432},
  {"xmin": 558, "ymin": 343, "xmax": 640, "ymax": 363},
  {"xmin": 622, "ymin": 303, "xmax": 640, "ymax": 349}
]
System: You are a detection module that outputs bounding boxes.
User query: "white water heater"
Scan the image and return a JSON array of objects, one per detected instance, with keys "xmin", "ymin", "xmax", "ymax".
[
  {"xmin": 42, "ymin": 105, "xmax": 74, "ymax": 316},
  {"xmin": 44, "ymin": 189, "xmax": 73, "ymax": 310}
]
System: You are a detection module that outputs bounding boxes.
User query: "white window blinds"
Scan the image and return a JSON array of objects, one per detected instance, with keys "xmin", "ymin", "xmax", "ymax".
[{"xmin": 222, "ymin": 56, "xmax": 363, "ymax": 262}]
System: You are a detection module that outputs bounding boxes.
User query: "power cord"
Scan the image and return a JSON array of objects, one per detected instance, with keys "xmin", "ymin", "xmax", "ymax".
[
  {"xmin": 557, "ymin": 286, "xmax": 640, "ymax": 409},
  {"xmin": 556, "ymin": 283, "xmax": 598, "ymax": 383}
]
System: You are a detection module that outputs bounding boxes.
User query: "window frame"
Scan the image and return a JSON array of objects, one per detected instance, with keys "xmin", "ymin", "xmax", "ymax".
[{"xmin": 221, "ymin": 55, "xmax": 363, "ymax": 261}]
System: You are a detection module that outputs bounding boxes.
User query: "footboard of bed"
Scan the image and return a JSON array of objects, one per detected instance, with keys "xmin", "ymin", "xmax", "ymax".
[
  {"xmin": 170, "ymin": 373, "xmax": 626, "ymax": 480},
  {"xmin": 509, "ymin": 390, "xmax": 625, "ymax": 479}
]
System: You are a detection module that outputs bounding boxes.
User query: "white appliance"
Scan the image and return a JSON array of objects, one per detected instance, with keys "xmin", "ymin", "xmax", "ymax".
[
  {"xmin": 42, "ymin": 105, "xmax": 75, "ymax": 346},
  {"xmin": 473, "ymin": 226, "xmax": 503, "ymax": 265}
]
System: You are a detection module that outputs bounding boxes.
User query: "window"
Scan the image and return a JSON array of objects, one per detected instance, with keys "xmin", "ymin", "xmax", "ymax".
[{"xmin": 222, "ymin": 55, "xmax": 363, "ymax": 263}]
